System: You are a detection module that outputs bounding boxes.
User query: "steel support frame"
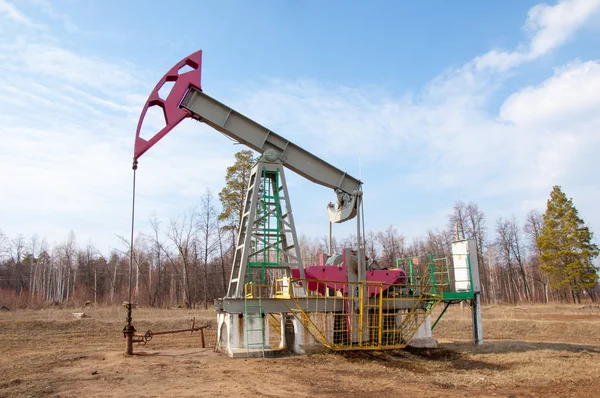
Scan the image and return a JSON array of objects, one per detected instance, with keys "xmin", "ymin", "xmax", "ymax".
[
  {"xmin": 216, "ymin": 297, "xmax": 429, "ymax": 314},
  {"xmin": 227, "ymin": 160, "xmax": 305, "ymax": 298}
]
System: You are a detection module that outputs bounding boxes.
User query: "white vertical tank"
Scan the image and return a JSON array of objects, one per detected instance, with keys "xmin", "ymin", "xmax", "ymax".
[
  {"xmin": 451, "ymin": 239, "xmax": 483, "ymax": 345},
  {"xmin": 451, "ymin": 239, "xmax": 481, "ymax": 293}
]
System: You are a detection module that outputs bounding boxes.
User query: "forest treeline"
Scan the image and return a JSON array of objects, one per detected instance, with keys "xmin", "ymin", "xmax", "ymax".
[{"xmin": 1, "ymin": 153, "xmax": 598, "ymax": 308}]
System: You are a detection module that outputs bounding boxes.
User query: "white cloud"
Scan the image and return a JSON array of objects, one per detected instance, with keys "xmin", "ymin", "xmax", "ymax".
[
  {"xmin": 500, "ymin": 60, "xmax": 600, "ymax": 125},
  {"xmin": 0, "ymin": 2, "xmax": 236, "ymax": 250},
  {"xmin": 224, "ymin": 60, "xmax": 600, "ymax": 239},
  {"xmin": 0, "ymin": 0, "xmax": 34, "ymax": 25},
  {"xmin": 24, "ymin": 0, "xmax": 79, "ymax": 32},
  {"xmin": 473, "ymin": 50, "xmax": 525, "ymax": 73},
  {"xmin": 18, "ymin": 43, "xmax": 144, "ymax": 95},
  {"xmin": 229, "ymin": 80, "xmax": 415, "ymax": 159},
  {"xmin": 1, "ymin": 0, "xmax": 600, "ymax": 253},
  {"xmin": 469, "ymin": 0, "xmax": 600, "ymax": 73},
  {"xmin": 221, "ymin": 1, "xmax": 600, "ymax": 240},
  {"xmin": 526, "ymin": 0, "xmax": 600, "ymax": 58}
]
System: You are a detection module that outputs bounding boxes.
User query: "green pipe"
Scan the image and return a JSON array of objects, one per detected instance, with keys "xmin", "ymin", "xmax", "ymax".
[{"xmin": 432, "ymin": 301, "xmax": 452, "ymax": 331}]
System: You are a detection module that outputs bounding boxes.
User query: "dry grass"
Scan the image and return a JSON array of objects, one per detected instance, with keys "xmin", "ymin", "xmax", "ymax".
[
  {"xmin": 433, "ymin": 303, "xmax": 600, "ymax": 345},
  {"xmin": 1, "ymin": 303, "xmax": 599, "ymax": 397}
]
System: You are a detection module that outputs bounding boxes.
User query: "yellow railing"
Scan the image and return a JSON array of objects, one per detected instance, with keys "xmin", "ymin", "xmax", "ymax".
[
  {"xmin": 245, "ymin": 277, "xmax": 444, "ymax": 351},
  {"xmin": 290, "ymin": 279, "xmax": 443, "ymax": 350},
  {"xmin": 274, "ymin": 278, "xmax": 291, "ymax": 298}
]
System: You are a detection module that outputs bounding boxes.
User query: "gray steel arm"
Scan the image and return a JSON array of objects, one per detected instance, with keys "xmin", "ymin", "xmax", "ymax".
[
  {"xmin": 180, "ymin": 87, "xmax": 362, "ymax": 197},
  {"xmin": 181, "ymin": 87, "xmax": 362, "ymax": 223}
]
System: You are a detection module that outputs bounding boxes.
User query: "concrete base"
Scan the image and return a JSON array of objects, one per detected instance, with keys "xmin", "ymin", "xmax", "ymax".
[
  {"xmin": 289, "ymin": 317, "xmax": 327, "ymax": 355},
  {"xmin": 408, "ymin": 315, "xmax": 438, "ymax": 348},
  {"xmin": 228, "ymin": 348, "xmax": 281, "ymax": 358},
  {"xmin": 216, "ymin": 312, "xmax": 271, "ymax": 357},
  {"xmin": 215, "ymin": 309, "xmax": 437, "ymax": 356}
]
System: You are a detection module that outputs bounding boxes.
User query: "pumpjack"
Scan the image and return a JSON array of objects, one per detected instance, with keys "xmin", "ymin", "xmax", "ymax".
[{"xmin": 131, "ymin": 50, "xmax": 482, "ymax": 357}]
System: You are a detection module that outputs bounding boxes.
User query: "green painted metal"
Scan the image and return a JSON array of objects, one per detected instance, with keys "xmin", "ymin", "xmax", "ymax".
[
  {"xmin": 394, "ymin": 252, "xmax": 477, "ymax": 331},
  {"xmin": 244, "ymin": 167, "xmax": 279, "ymax": 353},
  {"xmin": 434, "ymin": 257, "xmax": 451, "ymax": 290},
  {"xmin": 244, "ymin": 166, "xmax": 287, "ymax": 353},
  {"xmin": 244, "ymin": 290, "xmax": 265, "ymax": 353},
  {"xmin": 467, "ymin": 253, "xmax": 474, "ymax": 295},
  {"xmin": 247, "ymin": 167, "xmax": 282, "ymax": 270},
  {"xmin": 395, "ymin": 256, "xmax": 415, "ymax": 284},
  {"xmin": 432, "ymin": 301, "xmax": 452, "ymax": 331},
  {"xmin": 441, "ymin": 291, "xmax": 474, "ymax": 300},
  {"xmin": 429, "ymin": 255, "xmax": 436, "ymax": 295}
]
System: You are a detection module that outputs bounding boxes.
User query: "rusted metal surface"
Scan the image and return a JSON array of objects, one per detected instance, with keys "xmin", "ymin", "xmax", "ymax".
[
  {"xmin": 133, "ymin": 318, "xmax": 210, "ymax": 348},
  {"xmin": 122, "ymin": 302, "xmax": 136, "ymax": 355}
]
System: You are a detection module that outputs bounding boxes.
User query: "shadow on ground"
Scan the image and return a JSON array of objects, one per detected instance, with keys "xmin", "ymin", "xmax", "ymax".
[
  {"xmin": 333, "ymin": 340, "xmax": 600, "ymax": 374},
  {"xmin": 442, "ymin": 340, "xmax": 600, "ymax": 355},
  {"xmin": 132, "ymin": 349, "xmax": 212, "ymax": 358},
  {"xmin": 339, "ymin": 346, "xmax": 510, "ymax": 372}
]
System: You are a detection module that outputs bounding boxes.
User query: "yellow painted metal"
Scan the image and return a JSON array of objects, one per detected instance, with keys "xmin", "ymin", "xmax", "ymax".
[
  {"xmin": 245, "ymin": 282, "xmax": 254, "ymax": 298},
  {"xmin": 282, "ymin": 300, "xmax": 331, "ymax": 348},
  {"xmin": 268, "ymin": 313, "xmax": 281, "ymax": 335},
  {"xmin": 286, "ymin": 280, "xmax": 442, "ymax": 351},
  {"xmin": 274, "ymin": 278, "xmax": 291, "ymax": 298},
  {"xmin": 377, "ymin": 289, "xmax": 383, "ymax": 346},
  {"xmin": 243, "ymin": 269, "xmax": 444, "ymax": 351},
  {"xmin": 358, "ymin": 285, "xmax": 364, "ymax": 346}
]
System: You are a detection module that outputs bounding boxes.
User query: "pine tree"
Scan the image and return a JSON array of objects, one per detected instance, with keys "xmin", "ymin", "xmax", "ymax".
[
  {"xmin": 537, "ymin": 186, "xmax": 599, "ymax": 303},
  {"xmin": 218, "ymin": 150, "xmax": 255, "ymax": 231}
]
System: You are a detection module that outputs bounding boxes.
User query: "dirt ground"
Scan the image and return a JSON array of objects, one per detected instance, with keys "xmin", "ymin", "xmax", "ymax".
[{"xmin": 1, "ymin": 304, "xmax": 599, "ymax": 397}]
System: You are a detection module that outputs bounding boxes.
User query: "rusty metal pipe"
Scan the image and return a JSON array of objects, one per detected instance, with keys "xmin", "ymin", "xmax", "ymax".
[
  {"xmin": 132, "ymin": 318, "xmax": 210, "ymax": 348},
  {"xmin": 149, "ymin": 326, "xmax": 208, "ymax": 336},
  {"xmin": 122, "ymin": 302, "xmax": 136, "ymax": 355}
]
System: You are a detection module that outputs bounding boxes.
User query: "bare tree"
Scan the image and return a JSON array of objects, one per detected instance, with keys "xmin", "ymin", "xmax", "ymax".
[
  {"xmin": 376, "ymin": 225, "xmax": 405, "ymax": 267},
  {"xmin": 74, "ymin": 242, "xmax": 93, "ymax": 303},
  {"xmin": 339, "ymin": 233, "xmax": 358, "ymax": 251},
  {"xmin": 524, "ymin": 209, "xmax": 548, "ymax": 302},
  {"xmin": 215, "ymin": 220, "xmax": 230, "ymax": 297},
  {"xmin": 147, "ymin": 214, "xmax": 166, "ymax": 307},
  {"xmin": 198, "ymin": 189, "xmax": 219, "ymax": 309},
  {"xmin": 508, "ymin": 216, "xmax": 531, "ymax": 301},
  {"xmin": 28, "ymin": 234, "xmax": 39, "ymax": 300},
  {"xmin": 524, "ymin": 210, "xmax": 543, "ymax": 256},
  {"xmin": 424, "ymin": 229, "xmax": 454, "ymax": 257},
  {"xmin": 298, "ymin": 234, "xmax": 325, "ymax": 267},
  {"xmin": 365, "ymin": 230, "xmax": 379, "ymax": 262},
  {"xmin": 54, "ymin": 231, "xmax": 77, "ymax": 303},
  {"xmin": 107, "ymin": 251, "xmax": 120, "ymax": 304},
  {"xmin": 9, "ymin": 235, "xmax": 26, "ymax": 295},
  {"xmin": 450, "ymin": 201, "xmax": 489, "ymax": 301},
  {"xmin": 0, "ymin": 229, "xmax": 8, "ymax": 258},
  {"xmin": 321, "ymin": 235, "xmax": 339, "ymax": 255},
  {"xmin": 450, "ymin": 201, "xmax": 468, "ymax": 240},
  {"xmin": 164, "ymin": 209, "xmax": 199, "ymax": 308},
  {"xmin": 496, "ymin": 217, "xmax": 521, "ymax": 304}
]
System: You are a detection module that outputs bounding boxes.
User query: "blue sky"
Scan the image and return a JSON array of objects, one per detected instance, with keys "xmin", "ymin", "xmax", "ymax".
[{"xmin": 1, "ymin": 0, "xmax": 600, "ymax": 253}]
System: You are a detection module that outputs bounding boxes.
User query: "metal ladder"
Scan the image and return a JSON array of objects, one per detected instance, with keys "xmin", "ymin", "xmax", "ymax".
[
  {"xmin": 244, "ymin": 281, "xmax": 265, "ymax": 355},
  {"xmin": 243, "ymin": 167, "xmax": 281, "ymax": 355}
]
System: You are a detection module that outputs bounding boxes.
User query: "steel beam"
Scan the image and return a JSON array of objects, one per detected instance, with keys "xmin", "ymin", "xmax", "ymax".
[
  {"xmin": 216, "ymin": 297, "xmax": 428, "ymax": 314},
  {"xmin": 180, "ymin": 87, "xmax": 361, "ymax": 196}
]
